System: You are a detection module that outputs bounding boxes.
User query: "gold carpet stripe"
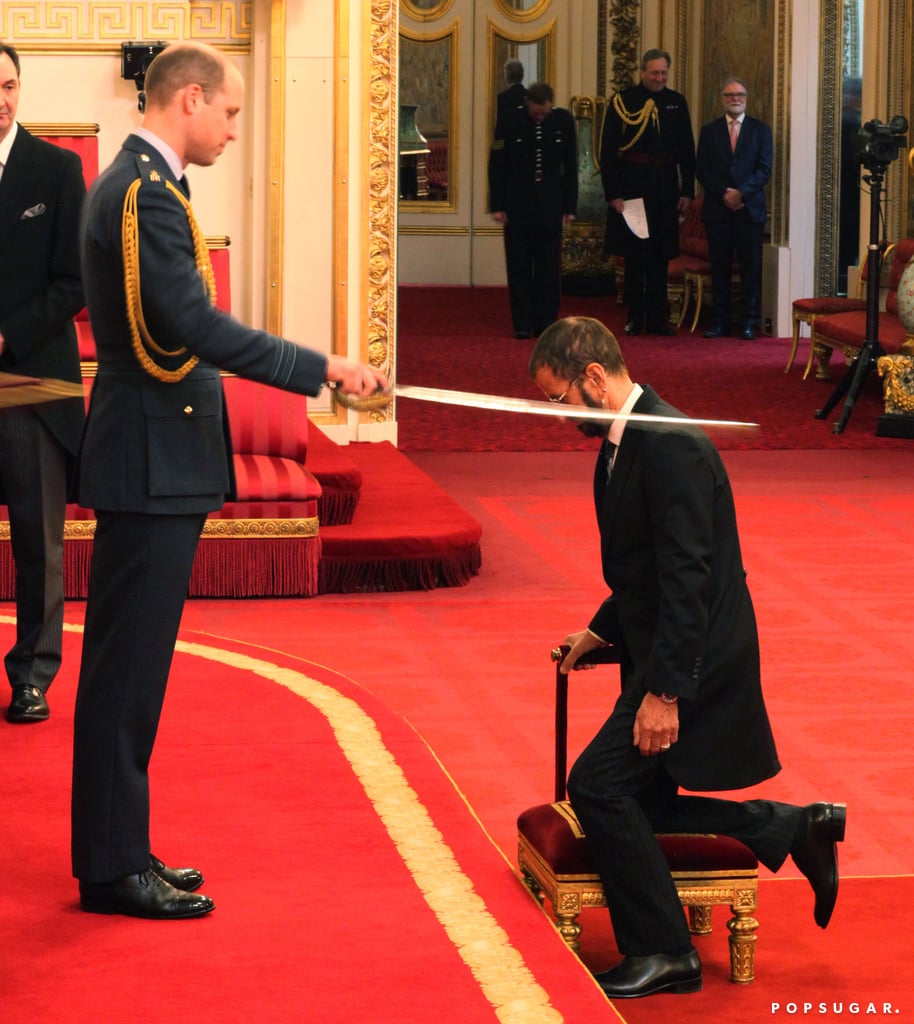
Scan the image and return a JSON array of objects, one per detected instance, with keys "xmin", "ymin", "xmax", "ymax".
[{"xmin": 36, "ymin": 618, "xmax": 566, "ymax": 1024}]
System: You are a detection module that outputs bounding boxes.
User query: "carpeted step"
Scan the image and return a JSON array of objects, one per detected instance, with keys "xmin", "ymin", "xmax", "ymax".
[
  {"xmin": 306, "ymin": 425, "xmax": 363, "ymax": 526},
  {"xmin": 317, "ymin": 441, "xmax": 482, "ymax": 594}
]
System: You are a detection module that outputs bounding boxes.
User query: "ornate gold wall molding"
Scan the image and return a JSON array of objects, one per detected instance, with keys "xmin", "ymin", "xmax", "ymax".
[
  {"xmin": 365, "ymin": 0, "xmax": 398, "ymax": 423},
  {"xmin": 1, "ymin": 2, "xmax": 250, "ymax": 47},
  {"xmin": 771, "ymin": 0, "xmax": 789, "ymax": 246},
  {"xmin": 608, "ymin": 0, "xmax": 640, "ymax": 95}
]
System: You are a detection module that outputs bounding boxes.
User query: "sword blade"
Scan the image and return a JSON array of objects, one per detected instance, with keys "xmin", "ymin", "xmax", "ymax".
[{"xmin": 392, "ymin": 385, "xmax": 758, "ymax": 430}]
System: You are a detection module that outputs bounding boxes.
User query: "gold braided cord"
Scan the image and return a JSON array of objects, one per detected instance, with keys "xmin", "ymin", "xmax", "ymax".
[
  {"xmin": 122, "ymin": 177, "xmax": 217, "ymax": 384},
  {"xmin": 612, "ymin": 93, "xmax": 658, "ymax": 152}
]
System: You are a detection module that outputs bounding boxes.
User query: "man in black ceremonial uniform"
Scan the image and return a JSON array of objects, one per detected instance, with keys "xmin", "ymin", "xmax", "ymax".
[
  {"xmin": 601, "ymin": 49, "xmax": 695, "ymax": 336},
  {"xmin": 489, "ymin": 82, "xmax": 577, "ymax": 339}
]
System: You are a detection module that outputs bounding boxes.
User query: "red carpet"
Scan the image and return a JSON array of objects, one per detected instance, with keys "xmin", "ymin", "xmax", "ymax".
[
  {"xmin": 0, "ymin": 619, "xmax": 610, "ymax": 1023},
  {"xmin": 396, "ymin": 285, "xmax": 911, "ymax": 452}
]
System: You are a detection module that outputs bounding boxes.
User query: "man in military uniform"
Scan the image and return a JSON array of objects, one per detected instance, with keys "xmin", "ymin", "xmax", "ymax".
[
  {"xmin": 70, "ymin": 42, "xmax": 387, "ymax": 920},
  {"xmin": 489, "ymin": 82, "xmax": 578, "ymax": 339},
  {"xmin": 601, "ymin": 49, "xmax": 695, "ymax": 336}
]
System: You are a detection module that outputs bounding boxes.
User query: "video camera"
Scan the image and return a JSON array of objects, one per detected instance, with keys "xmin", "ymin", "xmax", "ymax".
[{"xmin": 856, "ymin": 115, "xmax": 908, "ymax": 170}]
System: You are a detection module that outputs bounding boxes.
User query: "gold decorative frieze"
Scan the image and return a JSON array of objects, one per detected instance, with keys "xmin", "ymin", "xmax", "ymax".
[
  {"xmin": 2, "ymin": 2, "xmax": 250, "ymax": 49},
  {"xmin": 35, "ymin": 516, "xmax": 321, "ymax": 543},
  {"xmin": 20, "ymin": 122, "xmax": 99, "ymax": 136}
]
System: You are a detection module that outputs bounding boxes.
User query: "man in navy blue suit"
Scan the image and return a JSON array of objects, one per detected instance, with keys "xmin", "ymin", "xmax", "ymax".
[{"xmin": 696, "ymin": 78, "xmax": 772, "ymax": 339}]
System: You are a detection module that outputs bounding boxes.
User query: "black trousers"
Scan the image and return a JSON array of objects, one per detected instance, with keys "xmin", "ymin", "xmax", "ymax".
[
  {"xmin": 706, "ymin": 214, "xmax": 764, "ymax": 328},
  {"xmin": 621, "ymin": 237, "xmax": 669, "ymax": 326},
  {"xmin": 71, "ymin": 509, "xmax": 206, "ymax": 883},
  {"xmin": 567, "ymin": 686, "xmax": 803, "ymax": 956},
  {"xmin": 503, "ymin": 221, "xmax": 563, "ymax": 335},
  {"xmin": 0, "ymin": 407, "xmax": 67, "ymax": 694}
]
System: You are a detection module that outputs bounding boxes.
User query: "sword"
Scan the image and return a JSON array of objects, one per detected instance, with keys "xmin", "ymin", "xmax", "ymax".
[{"xmin": 329, "ymin": 382, "xmax": 758, "ymax": 430}]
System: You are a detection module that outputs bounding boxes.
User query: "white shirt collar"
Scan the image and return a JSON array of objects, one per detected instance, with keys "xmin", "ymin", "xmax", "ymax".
[
  {"xmin": 134, "ymin": 126, "xmax": 184, "ymax": 181},
  {"xmin": 728, "ymin": 113, "xmax": 745, "ymax": 125},
  {"xmin": 0, "ymin": 120, "xmax": 19, "ymax": 173},
  {"xmin": 608, "ymin": 382, "xmax": 643, "ymax": 447}
]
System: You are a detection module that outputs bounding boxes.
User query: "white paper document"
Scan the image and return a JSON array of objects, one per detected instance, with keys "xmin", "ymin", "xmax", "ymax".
[{"xmin": 622, "ymin": 197, "xmax": 649, "ymax": 239}]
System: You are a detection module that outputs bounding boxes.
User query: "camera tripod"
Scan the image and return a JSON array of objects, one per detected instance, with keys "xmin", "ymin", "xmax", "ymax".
[{"xmin": 814, "ymin": 162, "xmax": 888, "ymax": 434}]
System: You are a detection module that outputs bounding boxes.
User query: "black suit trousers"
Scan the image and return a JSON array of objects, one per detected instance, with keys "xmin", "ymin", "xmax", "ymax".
[
  {"xmin": 706, "ymin": 213, "xmax": 764, "ymax": 327},
  {"xmin": 503, "ymin": 221, "xmax": 563, "ymax": 334},
  {"xmin": 567, "ymin": 685, "xmax": 803, "ymax": 956},
  {"xmin": 71, "ymin": 509, "xmax": 207, "ymax": 883},
  {"xmin": 621, "ymin": 236, "xmax": 669, "ymax": 323},
  {"xmin": 0, "ymin": 407, "xmax": 67, "ymax": 693}
]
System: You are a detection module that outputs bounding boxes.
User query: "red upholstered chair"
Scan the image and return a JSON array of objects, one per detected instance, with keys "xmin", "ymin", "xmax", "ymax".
[
  {"xmin": 517, "ymin": 647, "xmax": 759, "ymax": 984},
  {"xmin": 786, "ymin": 244, "xmax": 884, "ymax": 377},
  {"xmin": 809, "ymin": 239, "xmax": 914, "ymax": 379}
]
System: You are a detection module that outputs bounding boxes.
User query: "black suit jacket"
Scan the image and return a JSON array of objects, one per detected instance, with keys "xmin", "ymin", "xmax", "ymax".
[
  {"xmin": 587, "ymin": 386, "xmax": 780, "ymax": 792},
  {"xmin": 77, "ymin": 134, "xmax": 328, "ymax": 515},
  {"xmin": 0, "ymin": 125, "xmax": 86, "ymax": 482},
  {"xmin": 695, "ymin": 115, "xmax": 772, "ymax": 225}
]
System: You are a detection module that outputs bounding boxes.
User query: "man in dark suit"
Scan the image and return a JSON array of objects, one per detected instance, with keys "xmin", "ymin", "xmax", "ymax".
[
  {"xmin": 601, "ymin": 49, "xmax": 695, "ymax": 336},
  {"xmin": 0, "ymin": 41, "xmax": 86, "ymax": 724},
  {"xmin": 529, "ymin": 316, "xmax": 846, "ymax": 998},
  {"xmin": 488, "ymin": 82, "xmax": 577, "ymax": 338},
  {"xmin": 696, "ymin": 78, "xmax": 773, "ymax": 339},
  {"xmin": 71, "ymin": 42, "xmax": 387, "ymax": 920}
]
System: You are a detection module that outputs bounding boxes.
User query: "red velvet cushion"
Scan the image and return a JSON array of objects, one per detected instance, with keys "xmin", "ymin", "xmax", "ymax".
[
  {"xmin": 793, "ymin": 297, "xmax": 866, "ymax": 316},
  {"xmin": 518, "ymin": 801, "xmax": 758, "ymax": 876},
  {"xmin": 230, "ymin": 452, "xmax": 321, "ymax": 503},
  {"xmin": 814, "ymin": 310, "xmax": 911, "ymax": 353}
]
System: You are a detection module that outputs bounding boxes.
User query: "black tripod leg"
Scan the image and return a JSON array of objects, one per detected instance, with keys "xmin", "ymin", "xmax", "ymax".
[
  {"xmin": 814, "ymin": 358, "xmax": 856, "ymax": 421},
  {"xmin": 831, "ymin": 343, "xmax": 880, "ymax": 434}
]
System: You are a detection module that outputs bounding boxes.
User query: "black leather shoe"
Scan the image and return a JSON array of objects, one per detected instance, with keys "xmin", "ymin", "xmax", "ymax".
[
  {"xmin": 594, "ymin": 950, "xmax": 702, "ymax": 998},
  {"xmin": 703, "ymin": 324, "xmax": 729, "ymax": 339},
  {"xmin": 150, "ymin": 854, "xmax": 204, "ymax": 892},
  {"xmin": 6, "ymin": 685, "xmax": 49, "ymax": 723},
  {"xmin": 624, "ymin": 317, "xmax": 643, "ymax": 336},
  {"xmin": 791, "ymin": 802, "xmax": 846, "ymax": 928},
  {"xmin": 645, "ymin": 321, "xmax": 677, "ymax": 336},
  {"xmin": 79, "ymin": 869, "xmax": 214, "ymax": 919},
  {"xmin": 739, "ymin": 326, "xmax": 757, "ymax": 340}
]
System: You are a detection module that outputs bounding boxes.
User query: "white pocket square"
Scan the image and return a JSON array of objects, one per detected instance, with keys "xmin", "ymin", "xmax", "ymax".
[{"xmin": 21, "ymin": 203, "xmax": 47, "ymax": 219}]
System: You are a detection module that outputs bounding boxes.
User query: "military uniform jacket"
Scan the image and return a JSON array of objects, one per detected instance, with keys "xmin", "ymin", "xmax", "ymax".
[
  {"xmin": 0, "ymin": 125, "xmax": 86, "ymax": 486},
  {"xmin": 77, "ymin": 134, "xmax": 327, "ymax": 515},
  {"xmin": 587, "ymin": 386, "xmax": 780, "ymax": 792},
  {"xmin": 488, "ymin": 106, "xmax": 578, "ymax": 226},
  {"xmin": 600, "ymin": 83, "xmax": 695, "ymax": 259}
]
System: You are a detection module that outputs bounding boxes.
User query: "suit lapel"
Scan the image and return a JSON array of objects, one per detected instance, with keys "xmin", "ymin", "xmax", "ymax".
[{"xmin": 0, "ymin": 127, "xmax": 39, "ymax": 231}]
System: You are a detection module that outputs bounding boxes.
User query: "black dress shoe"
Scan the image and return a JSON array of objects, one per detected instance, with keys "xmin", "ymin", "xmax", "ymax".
[
  {"xmin": 624, "ymin": 317, "xmax": 643, "ymax": 335},
  {"xmin": 645, "ymin": 321, "xmax": 677, "ymax": 336},
  {"xmin": 594, "ymin": 950, "xmax": 702, "ymax": 998},
  {"xmin": 150, "ymin": 854, "xmax": 204, "ymax": 892},
  {"xmin": 791, "ymin": 802, "xmax": 847, "ymax": 928},
  {"xmin": 513, "ymin": 329, "xmax": 532, "ymax": 339},
  {"xmin": 79, "ymin": 869, "xmax": 215, "ymax": 919},
  {"xmin": 739, "ymin": 326, "xmax": 757, "ymax": 340},
  {"xmin": 702, "ymin": 324, "xmax": 729, "ymax": 339},
  {"xmin": 6, "ymin": 685, "xmax": 49, "ymax": 723}
]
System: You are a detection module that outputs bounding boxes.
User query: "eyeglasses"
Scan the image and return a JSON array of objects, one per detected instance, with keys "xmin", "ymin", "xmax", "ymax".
[
  {"xmin": 722, "ymin": 92, "xmax": 747, "ymax": 99},
  {"xmin": 547, "ymin": 373, "xmax": 583, "ymax": 404}
]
